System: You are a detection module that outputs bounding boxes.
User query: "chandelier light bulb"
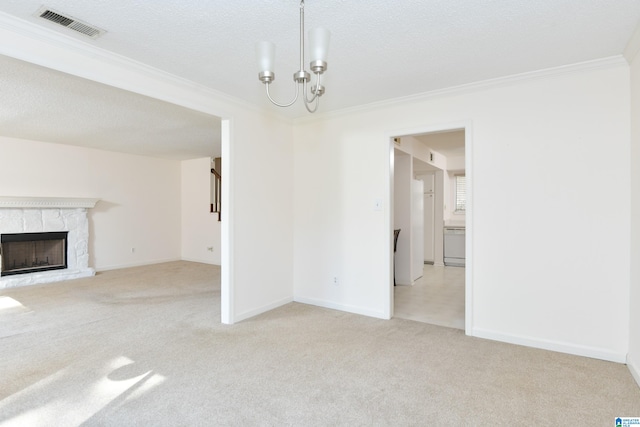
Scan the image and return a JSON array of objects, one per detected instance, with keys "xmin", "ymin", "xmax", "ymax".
[
  {"xmin": 308, "ymin": 27, "xmax": 330, "ymax": 63},
  {"xmin": 255, "ymin": 0, "xmax": 329, "ymax": 113},
  {"xmin": 256, "ymin": 41, "xmax": 276, "ymax": 74}
]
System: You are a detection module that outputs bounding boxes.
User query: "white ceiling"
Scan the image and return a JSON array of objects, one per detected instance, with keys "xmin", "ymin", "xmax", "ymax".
[
  {"xmin": 1, "ymin": 0, "xmax": 639, "ymax": 159},
  {"xmin": 0, "ymin": 54, "xmax": 221, "ymax": 160}
]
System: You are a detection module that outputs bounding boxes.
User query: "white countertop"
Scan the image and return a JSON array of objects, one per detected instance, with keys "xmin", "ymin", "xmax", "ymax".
[{"xmin": 444, "ymin": 221, "xmax": 465, "ymax": 229}]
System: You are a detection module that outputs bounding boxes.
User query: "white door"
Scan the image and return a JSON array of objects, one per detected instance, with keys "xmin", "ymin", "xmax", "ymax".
[
  {"xmin": 412, "ymin": 179, "xmax": 424, "ymax": 281},
  {"xmin": 423, "ymin": 192, "xmax": 435, "ymax": 262},
  {"xmin": 422, "ymin": 173, "xmax": 435, "ymax": 193}
]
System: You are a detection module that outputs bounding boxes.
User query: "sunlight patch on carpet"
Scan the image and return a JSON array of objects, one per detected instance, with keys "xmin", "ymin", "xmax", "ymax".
[
  {"xmin": 0, "ymin": 357, "xmax": 166, "ymax": 426},
  {"xmin": 0, "ymin": 296, "xmax": 29, "ymax": 314}
]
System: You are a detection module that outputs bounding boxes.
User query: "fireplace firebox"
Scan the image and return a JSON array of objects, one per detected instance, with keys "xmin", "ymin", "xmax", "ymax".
[{"xmin": 0, "ymin": 232, "xmax": 68, "ymax": 277}]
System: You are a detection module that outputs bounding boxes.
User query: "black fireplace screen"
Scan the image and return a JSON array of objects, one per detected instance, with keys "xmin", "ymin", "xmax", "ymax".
[{"xmin": 1, "ymin": 232, "xmax": 68, "ymax": 276}]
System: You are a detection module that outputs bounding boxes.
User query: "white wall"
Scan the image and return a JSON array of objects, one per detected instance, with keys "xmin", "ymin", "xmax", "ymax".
[
  {"xmin": 399, "ymin": 136, "xmax": 447, "ymax": 170},
  {"xmin": 0, "ymin": 21, "xmax": 295, "ymax": 325},
  {"xmin": 293, "ymin": 60, "xmax": 631, "ymax": 362},
  {"xmin": 0, "ymin": 136, "xmax": 181, "ymax": 270},
  {"xmin": 181, "ymin": 157, "xmax": 221, "ymax": 265},
  {"xmin": 447, "ymin": 155, "xmax": 465, "ymax": 171},
  {"xmin": 393, "ymin": 151, "xmax": 412, "ymax": 285},
  {"xmin": 228, "ymin": 112, "xmax": 294, "ymax": 321},
  {"xmin": 628, "ymin": 44, "xmax": 640, "ymax": 385}
]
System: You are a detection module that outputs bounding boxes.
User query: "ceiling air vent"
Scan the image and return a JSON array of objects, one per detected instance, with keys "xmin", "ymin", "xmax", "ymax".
[{"xmin": 35, "ymin": 7, "xmax": 106, "ymax": 39}]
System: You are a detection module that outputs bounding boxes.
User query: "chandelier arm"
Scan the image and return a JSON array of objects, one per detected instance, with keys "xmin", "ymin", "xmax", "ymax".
[
  {"xmin": 304, "ymin": 72, "xmax": 322, "ymax": 104},
  {"xmin": 265, "ymin": 82, "xmax": 300, "ymax": 107},
  {"xmin": 303, "ymin": 80, "xmax": 320, "ymax": 113},
  {"xmin": 304, "ymin": 95, "xmax": 320, "ymax": 113}
]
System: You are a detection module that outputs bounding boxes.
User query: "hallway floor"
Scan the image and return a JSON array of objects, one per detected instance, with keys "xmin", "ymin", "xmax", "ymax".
[{"xmin": 393, "ymin": 264, "xmax": 465, "ymax": 330}]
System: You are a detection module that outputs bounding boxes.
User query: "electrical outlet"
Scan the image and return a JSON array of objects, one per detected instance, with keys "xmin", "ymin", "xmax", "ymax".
[{"xmin": 333, "ymin": 276, "xmax": 339, "ymax": 286}]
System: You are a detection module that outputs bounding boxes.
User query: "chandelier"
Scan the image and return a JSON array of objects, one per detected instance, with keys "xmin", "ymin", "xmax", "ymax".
[{"xmin": 256, "ymin": 0, "xmax": 330, "ymax": 113}]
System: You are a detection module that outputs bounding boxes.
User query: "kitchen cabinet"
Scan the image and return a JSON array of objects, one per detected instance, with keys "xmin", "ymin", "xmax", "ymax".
[{"xmin": 444, "ymin": 227, "xmax": 465, "ymax": 266}]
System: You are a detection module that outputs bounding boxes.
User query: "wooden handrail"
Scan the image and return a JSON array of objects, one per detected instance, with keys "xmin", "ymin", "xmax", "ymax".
[{"xmin": 210, "ymin": 159, "xmax": 222, "ymax": 221}]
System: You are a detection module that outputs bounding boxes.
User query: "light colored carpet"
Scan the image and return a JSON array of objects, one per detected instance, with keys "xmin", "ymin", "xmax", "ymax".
[{"xmin": 0, "ymin": 261, "xmax": 638, "ymax": 426}]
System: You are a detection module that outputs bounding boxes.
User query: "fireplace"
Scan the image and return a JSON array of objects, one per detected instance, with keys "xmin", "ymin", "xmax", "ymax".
[
  {"xmin": 1, "ymin": 232, "xmax": 68, "ymax": 276},
  {"xmin": 0, "ymin": 196, "xmax": 99, "ymax": 288}
]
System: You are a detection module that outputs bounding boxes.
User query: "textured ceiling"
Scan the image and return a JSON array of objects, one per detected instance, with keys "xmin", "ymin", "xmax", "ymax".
[
  {"xmin": 0, "ymin": 0, "xmax": 639, "ymax": 158},
  {"xmin": 0, "ymin": 54, "xmax": 221, "ymax": 160}
]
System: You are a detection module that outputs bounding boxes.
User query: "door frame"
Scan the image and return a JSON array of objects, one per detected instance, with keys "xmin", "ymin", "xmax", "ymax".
[{"xmin": 386, "ymin": 121, "xmax": 473, "ymax": 334}]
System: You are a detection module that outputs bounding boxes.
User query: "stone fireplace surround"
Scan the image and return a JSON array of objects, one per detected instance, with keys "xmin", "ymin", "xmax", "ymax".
[{"xmin": 0, "ymin": 197, "xmax": 99, "ymax": 289}]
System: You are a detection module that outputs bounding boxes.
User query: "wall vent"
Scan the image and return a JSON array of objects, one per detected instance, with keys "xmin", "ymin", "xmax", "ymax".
[{"xmin": 35, "ymin": 7, "xmax": 106, "ymax": 39}]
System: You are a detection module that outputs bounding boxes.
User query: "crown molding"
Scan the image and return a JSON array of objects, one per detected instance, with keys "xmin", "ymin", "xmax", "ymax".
[
  {"xmin": 0, "ymin": 197, "xmax": 100, "ymax": 209},
  {"xmin": 1, "ymin": 11, "xmax": 626, "ymax": 127},
  {"xmin": 0, "ymin": 11, "xmax": 284, "ymax": 121},
  {"xmin": 294, "ymin": 56, "xmax": 628, "ymax": 125}
]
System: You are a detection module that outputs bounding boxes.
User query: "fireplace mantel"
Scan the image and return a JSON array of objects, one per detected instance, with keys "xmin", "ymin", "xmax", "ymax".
[{"xmin": 0, "ymin": 197, "xmax": 99, "ymax": 209}]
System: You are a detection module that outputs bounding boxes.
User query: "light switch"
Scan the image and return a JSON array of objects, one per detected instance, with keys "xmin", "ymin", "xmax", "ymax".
[{"xmin": 374, "ymin": 198, "xmax": 383, "ymax": 211}]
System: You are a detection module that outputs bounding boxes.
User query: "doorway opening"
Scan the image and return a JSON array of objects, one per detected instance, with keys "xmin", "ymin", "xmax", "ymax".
[{"xmin": 390, "ymin": 127, "xmax": 469, "ymax": 331}]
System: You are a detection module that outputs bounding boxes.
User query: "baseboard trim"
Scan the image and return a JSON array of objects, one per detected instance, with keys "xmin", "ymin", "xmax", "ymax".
[
  {"xmin": 472, "ymin": 327, "xmax": 626, "ymax": 363},
  {"xmin": 234, "ymin": 296, "xmax": 293, "ymax": 323},
  {"xmin": 180, "ymin": 257, "xmax": 220, "ymax": 266},
  {"xmin": 627, "ymin": 354, "xmax": 640, "ymax": 389},
  {"xmin": 95, "ymin": 258, "xmax": 182, "ymax": 272},
  {"xmin": 294, "ymin": 296, "xmax": 387, "ymax": 320}
]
